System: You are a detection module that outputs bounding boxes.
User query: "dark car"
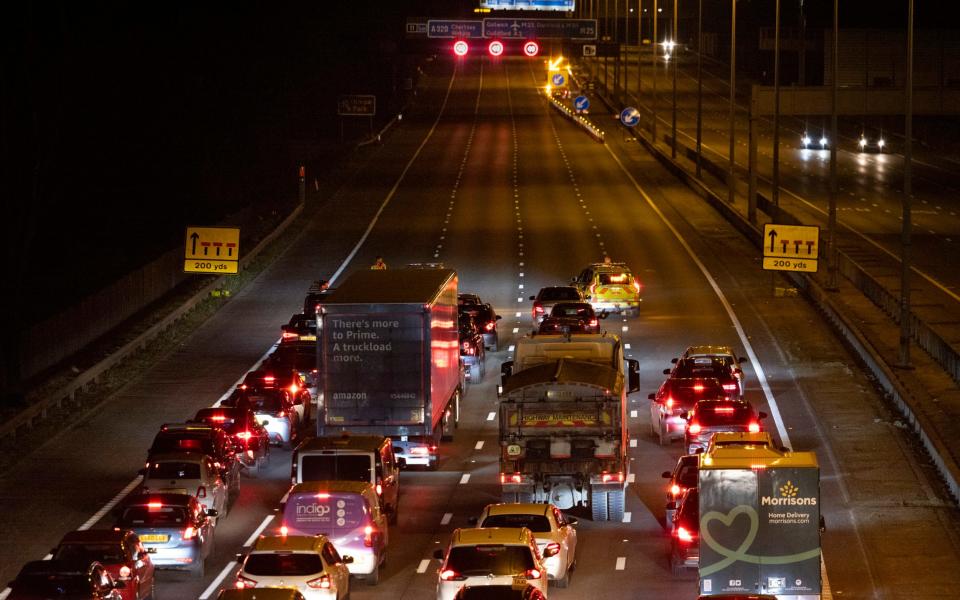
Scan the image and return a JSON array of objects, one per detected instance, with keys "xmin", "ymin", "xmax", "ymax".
[
  {"xmin": 684, "ymin": 399, "xmax": 766, "ymax": 454},
  {"xmin": 673, "ymin": 346, "xmax": 747, "ymax": 398},
  {"xmin": 266, "ymin": 341, "xmax": 319, "ymax": 390},
  {"xmin": 649, "ymin": 377, "xmax": 726, "ymax": 445},
  {"xmin": 670, "ymin": 487, "xmax": 699, "ymax": 576},
  {"xmin": 454, "ymin": 585, "xmax": 548, "ymax": 599},
  {"xmin": 51, "ymin": 530, "xmax": 154, "ymax": 600},
  {"xmin": 458, "ymin": 293, "xmax": 502, "ymax": 351},
  {"xmin": 661, "ymin": 454, "xmax": 698, "ymax": 531},
  {"xmin": 147, "ymin": 423, "xmax": 240, "ymax": 495},
  {"xmin": 281, "ymin": 313, "xmax": 317, "ymax": 343},
  {"xmin": 8, "ymin": 560, "xmax": 125, "ymax": 600},
  {"xmin": 459, "ymin": 315, "xmax": 486, "ymax": 382},
  {"xmin": 529, "ymin": 286, "xmax": 584, "ymax": 324},
  {"xmin": 241, "ymin": 367, "xmax": 312, "ymax": 423},
  {"xmin": 192, "ymin": 407, "xmax": 270, "ymax": 475},
  {"xmin": 222, "ymin": 388, "xmax": 300, "ymax": 448},
  {"xmin": 538, "ymin": 302, "xmax": 602, "ymax": 334}
]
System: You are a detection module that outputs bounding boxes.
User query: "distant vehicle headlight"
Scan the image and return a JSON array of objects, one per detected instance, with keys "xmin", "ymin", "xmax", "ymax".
[
  {"xmin": 877, "ymin": 138, "xmax": 885, "ymax": 148},
  {"xmin": 858, "ymin": 137, "xmax": 868, "ymax": 148},
  {"xmin": 801, "ymin": 135, "xmax": 812, "ymax": 147},
  {"xmin": 819, "ymin": 137, "xmax": 828, "ymax": 147}
]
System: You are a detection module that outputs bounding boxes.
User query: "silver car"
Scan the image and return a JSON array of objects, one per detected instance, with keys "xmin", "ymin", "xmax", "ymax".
[{"xmin": 140, "ymin": 452, "xmax": 229, "ymax": 521}]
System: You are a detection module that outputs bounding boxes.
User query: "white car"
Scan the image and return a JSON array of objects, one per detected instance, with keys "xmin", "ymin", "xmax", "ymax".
[
  {"xmin": 473, "ymin": 503, "xmax": 577, "ymax": 587},
  {"xmin": 140, "ymin": 452, "xmax": 228, "ymax": 521},
  {"xmin": 235, "ymin": 535, "xmax": 351, "ymax": 599}
]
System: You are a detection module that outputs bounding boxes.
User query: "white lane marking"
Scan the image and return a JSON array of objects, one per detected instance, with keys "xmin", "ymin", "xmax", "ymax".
[
  {"xmin": 518, "ymin": 284, "xmax": 524, "ymax": 289},
  {"xmin": 603, "ymin": 145, "xmax": 792, "ymax": 449},
  {"xmin": 508, "ymin": 345, "xmax": 515, "ymax": 352},
  {"xmin": 512, "ymin": 327, "xmax": 519, "ymax": 333},
  {"xmin": 42, "ymin": 554, "xmax": 52, "ymax": 560},
  {"xmin": 624, "ymin": 343, "xmax": 631, "ymax": 350},
  {"xmin": 615, "ymin": 557, "xmax": 627, "ymax": 570},
  {"xmin": 417, "ymin": 559, "xmax": 432, "ymax": 574},
  {"xmin": 441, "ymin": 512, "xmax": 453, "ymax": 525},
  {"xmin": 517, "ymin": 297, "xmax": 524, "ymax": 302},
  {"xmin": 199, "ymin": 561, "xmax": 238, "ymax": 599},
  {"xmin": 515, "ymin": 312, "xmax": 522, "ymax": 317},
  {"xmin": 459, "ymin": 474, "xmax": 471, "ymax": 484},
  {"xmin": 475, "ymin": 440, "xmax": 485, "ymax": 450},
  {"xmin": 0, "ymin": 588, "xmax": 8, "ymax": 599},
  {"xmin": 78, "ymin": 475, "xmax": 144, "ymax": 531},
  {"xmin": 630, "ymin": 439, "xmax": 637, "ymax": 448},
  {"xmin": 623, "ymin": 512, "xmax": 633, "ymax": 523},
  {"xmin": 328, "ymin": 66, "xmax": 460, "ymax": 285},
  {"xmin": 621, "ymin": 325, "xmax": 629, "ymax": 332},
  {"xmin": 630, "ymin": 410, "xmax": 638, "ymax": 418},
  {"xmin": 487, "ymin": 412, "xmax": 497, "ymax": 421},
  {"xmin": 244, "ymin": 515, "xmax": 275, "ymax": 547},
  {"xmin": 627, "ymin": 473, "xmax": 636, "ymax": 483}
]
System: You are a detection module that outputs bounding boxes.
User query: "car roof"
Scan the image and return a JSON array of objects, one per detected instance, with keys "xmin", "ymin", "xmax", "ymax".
[
  {"xmin": 588, "ymin": 262, "xmax": 631, "ymax": 271},
  {"xmin": 484, "ymin": 503, "xmax": 551, "ymax": 517},
  {"xmin": 453, "ymin": 527, "xmax": 532, "ymax": 546},
  {"xmin": 59, "ymin": 529, "xmax": 130, "ymax": 544},
  {"xmin": 218, "ymin": 589, "xmax": 306, "ymax": 600},
  {"xmin": 146, "ymin": 451, "xmax": 210, "ymax": 463},
  {"xmin": 296, "ymin": 435, "xmax": 387, "ymax": 453},
  {"xmin": 123, "ymin": 492, "xmax": 198, "ymax": 507},
  {"xmin": 458, "ymin": 293, "xmax": 482, "ymax": 302},
  {"xmin": 252, "ymin": 535, "xmax": 326, "ymax": 553},
  {"xmin": 684, "ymin": 345, "xmax": 736, "ymax": 357}
]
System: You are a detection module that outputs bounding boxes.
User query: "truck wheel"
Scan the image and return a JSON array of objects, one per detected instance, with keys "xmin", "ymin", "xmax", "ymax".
[
  {"xmin": 607, "ymin": 489, "xmax": 625, "ymax": 522},
  {"xmin": 590, "ymin": 490, "xmax": 608, "ymax": 521},
  {"xmin": 441, "ymin": 410, "xmax": 454, "ymax": 442}
]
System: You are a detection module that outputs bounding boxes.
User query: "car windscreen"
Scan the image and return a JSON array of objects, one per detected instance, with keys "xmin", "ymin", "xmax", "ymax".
[
  {"xmin": 243, "ymin": 553, "xmax": 323, "ymax": 576},
  {"xmin": 119, "ymin": 505, "xmax": 188, "ymax": 527},
  {"xmin": 284, "ymin": 493, "xmax": 368, "ymax": 536},
  {"xmin": 540, "ymin": 288, "xmax": 580, "ymax": 301},
  {"xmin": 445, "ymin": 545, "xmax": 535, "ymax": 576},
  {"xmin": 13, "ymin": 574, "xmax": 91, "ymax": 595},
  {"xmin": 54, "ymin": 543, "xmax": 126, "ymax": 564},
  {"xmin": 300, "ymin": 455, "xmax": 372, "ymax": 483},
  {"xmin": 150, "ymin": 434, "xmax": 213, "ymax": 455},
  {"xmin": 678, "ymin": 465, "xmax": 698, "ymax": 488},
  {"xmin": 549, "ymin": 304, "xmax": 592, "ymax": 318},
  {"xmin": 480, "ymin": 514, "xmax": 551, "ymax": 533},
  {"xmin": 148, "ymin": 461, "xmax": 202, "ymax": 480},
  {"xmin": 673, "ymin": 381, "xmax": 723, "ymax": 403},
  {"xmin": 677, "ymin": 492, "xmax": 700, "ymax": 527},
  {"xmin": 696, "ymin": 404, "xmax": 754, "ymax": 426}
]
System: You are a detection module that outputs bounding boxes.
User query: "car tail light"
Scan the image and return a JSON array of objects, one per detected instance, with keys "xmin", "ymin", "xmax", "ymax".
[
  {"xmin": 209, "ymin": 415, "xmax": 227, "ymax": 422},
  {"xmin": 748, "ymin": 421, "xmax": 761, "ymax": 433},
  {"xmin": 693, "ymin": 383, "xmax": 705, "ymax": 392},
  {"xmin": 280, "ymin": 525, "xmax": 289, "ymax": 536},
  {"xmin": 239, "ymin": 384, "xmax": 248, "ymax": 390},
  {"xmin": 688, "ymin": 423, "xmax": 702, "ymax": 435},
  {"xmin": 666, "ymin": 396, "xmax": 674, "ymax": 408},
  {"xmin": 118, "ymin": 566, "xmax": 131, "ymax": 579},
  {"xmin": 670, "ymin": 484, "xmax": 681, "ymax": 496},
  {"xmin": 306, "ymin": 574, "xmax": 332, "ymax": 589},
  {"xmin": 601, "ymin": 472, "xmax": 624, "ymax": 483},
  {"xmin": 588, "ymin": 319, "xmax": 598, "ymax": 327},
  {"xmin": 364, "ymin": 525, "xmax": 377, "ymax": 548},
  {"xmin": 525, "ymin": 568, "xmax": 543, "ymax": 579},
  {"xmin": 440, "ymin": 569, "xmax": 465, "ymax": 581},
  {"xmin": 714, "ymin": 407, "xmax": 735, "ymax": 413},
  {"xmin": 196, "ymin": 486, "xmax": 206, "ymax": 499},
  {"xmin": 263, "ymin": 375, "xmax": 275, "ymax": 383},
  {"xmin": 235, "ymin": 431, "xmax": 252, "ymax": 440},
  {"xmin": 235, "ymin": 574, "xmax": 257, "ymax": 588},
  {"xmin": 281, "ymin": 331, "xmax": 298, "ymax": 341},
  {"xmin": 147, "ymin": 502, "xmax": 163, "ymax": 510},
  {"xmin": 410, "ymin": 446, "xmax": 430, "ymax": 456},
  {"xmin": 534, "ymin": 303, "xmax": 544, "ymax": 314},
  {"xmin": 376, "ymin": 480, "xmax": 383, "ymax": 495},
  {"xmin": 289, "ymin": 383, "xmax": 299, "ymax": 394},
  {"xmin": 500, "ymin": 472, "xmax": 523, "ymax": 484},
  {"xmin": 484, "ymin": 321, "xmax": 495, "ymax": 331},
  {"xmin": 633, "ymin": 278, "xmax": 642, "ymax": 293},
  {"xmin": 544, "ymin": 542, "xmax": 560, "ymax": 556},
  {"xmin": 183, "ymin": 526, "xmax": 197, "ymax": 540},
  {"xmin": 722, "ymin": 383, "xmax": 737, "ymax": 391},
  {"xmin": 676, "ymin": 526, "xmax": 694, "ymax": 542}
]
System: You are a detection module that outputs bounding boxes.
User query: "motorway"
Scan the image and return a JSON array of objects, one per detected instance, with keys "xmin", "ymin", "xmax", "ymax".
[{"xmin": 3, "ymin": 55, "xmax": 960, "ymax": 599}]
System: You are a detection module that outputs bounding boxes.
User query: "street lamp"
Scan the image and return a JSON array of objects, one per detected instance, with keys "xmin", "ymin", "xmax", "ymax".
[
  {"xmin": 696, "ymin": 0, "xmax": 703, "ymax": 176},
  {"xmin": 652, "ymin": 0, "xmax": 658, "ymax": 142},
  {"xmin": 727, "ymin": 0, "xmax": 736, "ymax": 206},
  {"xmin": 671, "ymin": 0, "xmax": 678, "ymax": 159},
  {"xmin": 772, "ymin": 0, "xmax": 781, "ymax": 206}
]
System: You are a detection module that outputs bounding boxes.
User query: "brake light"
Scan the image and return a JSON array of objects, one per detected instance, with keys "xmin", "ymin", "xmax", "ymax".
[
  {"xmin": 500, "ymin": 472, "xmax": 523, "ymax": 484},
  {"xmin": 676, "ymin": 526, "xmax": 694, "ymax": 542},
  {"xmin": 484, "ymin": 321, "xmax": 495, "ymax": 331},
  {"xmin": 601, "ymin": 472, "xmax": 624, "ymax": 483},
  {"xmin": 544, "ymin": 542, "xmax": 560, "ymax": 556},
  {"xmin": 588, "ymin": 319, "xmax": 598, "ymax": 327},
  {"xmin": 182, "ymin": 526, "xmax": 197, "ymax": 540},
  {"xmin": 147, "ymin": 502, "xmax": 163, "ymax": 510},
  {"xmin": 239, "ymin": 384, "xmax": 248, "ymax": 390},
  {"xmin": 364, "ymin": 525, "xmax": 377, "ymax": 547},
  {"xmin": 693, "ymin": 384, "xmax": 705, "ymax": 392},
  {"xmin": 317, "ymin": 493, "xmax": 330, "ymax": 499},
  {"xmin": 263, "ymin": 375, "xmax": 275, "ymax": 383},
  {"xmin": 714, "ymin": 407, "xmax": 735, "ymax": 413},
  {"xmin": 376, "ymin": 481, "xmax": 383, "ymax": 495},
  {"xmin": 534, "ymin": 304, "xmax": 544, "ymax": 314},
  {"xmin": 289, "ymin": 383, "xmax": 299, "ymax": 394},
  {"xmin": 235, "ymin": 430, "xmax": 252, "ymax": 440},
  {"xmin": 688, "ymin": 423, "xmax": 702, "ymax": 435},
  {"xmin": 118, "ymin": 566, "xmax": 131, "ymax": 579},
  {"xmin": 306, "ymin": 574, "xmax": 332, "ymax": 589},
  {"xmin": 526, "ymin": 568, "xmax": 543, "ymax": 579},
  {"xmin": 235, "ymin": 574, "xmax": 257, "ymax": 589},
  {"xmin": 281, "ymin": 331, "xmax": 298, "ymax": 340},
  {"xmin": 196, "ymin": 486, "xmax": 206, "ymax": 499},
  {"xmin": 670, "ymin": 484, "xmax": 681, "ymax": 496},
  {"xmin": 666, "ymin": 397, "xmax": 674, "ymax": 408},
  {"xmin": 280, "ymin": 525, "xmax": 289, "ymax": 536},
  {"xmin": 722, "ymin": 383, "xmax": 737, "ymax": 391},
  {"xmin": 440, "ymin": 569, "xmax": 465, "ymax": 581},
  {"xmin": 748, "ymin": 421, "xmax": 761, "ymax": 433},
  {"xmin": 210, "ymin": 415, "xmax": 227, "ymax": 422}
]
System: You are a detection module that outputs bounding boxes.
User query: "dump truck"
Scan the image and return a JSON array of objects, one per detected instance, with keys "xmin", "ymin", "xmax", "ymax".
[
  {"xmin": 316, "ymin": 268, "xmax": 463, "ymax": 470},
  {"xmin": 697, "ymin": 435, "xmax": 821, "ymax": 598},
  {"xmin": 498, "ymin": 332, "xmax": 640, "ymax": 521}
]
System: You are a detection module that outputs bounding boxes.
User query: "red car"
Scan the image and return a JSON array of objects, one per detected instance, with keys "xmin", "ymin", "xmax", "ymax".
[
  {"xmin": 670, "ymin": 487, "xmax": 699, "ymax": 576},
  {"xmin": 193, "ymin": 406, "xmax": 270, "ymax": 475},
  {"xmin": 51, "ymin": 529, "xmax": 155, "ymax": 600}
]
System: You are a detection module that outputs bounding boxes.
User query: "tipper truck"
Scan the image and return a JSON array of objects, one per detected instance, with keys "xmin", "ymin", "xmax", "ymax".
[
  {"xmin": 316, "ymin": 268, "xmax": 463, "ymax": 470},
  {"xmin": 498, "ymin": 332, "xmax": 641, "ymax": 521}
]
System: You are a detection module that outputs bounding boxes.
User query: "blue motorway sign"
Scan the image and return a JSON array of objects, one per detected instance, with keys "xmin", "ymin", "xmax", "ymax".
[
  {"xmin": 481, "ymin": 0, "xmax": 575, "ymax": 11},
  {"xmin": 483, "ymin": 18, "xmax": 597, "ymax": 40},
  {"xmin": 427, "ymin": 20, "xmax": 484, "ymax": 39},
  {"xmin": 620, "ymin": 106, "xmax": 640, "ymax": 127},
  {"xmin": 551, "ymin": 73, "xmax": 566, "ymax": 86},
  {"xmin": 575, "ymin": 96, "xmax": 590, "ymax": 111}
]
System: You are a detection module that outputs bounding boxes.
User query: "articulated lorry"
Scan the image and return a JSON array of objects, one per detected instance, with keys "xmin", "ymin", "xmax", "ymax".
[
  {"xmin": 316, "ymin": 268, "xmax": 463, "ymax": 470},
  {"xmin": 498, "ymin": 332, "xmax": 640, "ymax": 521}
]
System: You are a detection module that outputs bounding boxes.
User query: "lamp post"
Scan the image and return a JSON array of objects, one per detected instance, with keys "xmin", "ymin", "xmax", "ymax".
[
  {"xmin": 900, "ymin": 0, "xmax": 914, "ymax": 367},
  {"xmin": 827, "ymin": 0, "xmax": 838, "ymax": 290},
  {"xmin": 671, "ymin": 0, "xmax": 678, "ymax": 158},
  {"xmin": 727, "ymin": 0, "xmax": 736, "ymax": 205},
  {"xmin": 652, "ymin": 0, "xmax": 658, "ymax": 142},
  {"xmin": 696, "ymin": 0, "xmax": 703, "ymax": 176},
  {"xmin": 772, "ymin": 0, "xmax": 781, "ymax": 207},
  {"xmin": 637, "ymin": 0, "xmax": 643, "ymax": 96}
]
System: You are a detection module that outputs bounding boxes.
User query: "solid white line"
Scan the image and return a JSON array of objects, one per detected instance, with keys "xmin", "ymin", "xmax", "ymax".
[
  {"xmin": 244, "ymin": 514, "xmax": 275, "ymax": 547},
  {"xmin": 515, "ymin": 312, "xmax": 522, "ymax": 317},
  {"xmin": 626, "ymin": 473, "xmax": 636, "ymax": 483},
  {"xmin": 0, "ymin": 588, "xmax": 9, "ymax": 599},
  {"xmin": 441, "ymin": 512, "xmax": 453, "ymax": 525},
  {"xmin": 603, "ymin": 144, "xmax": 793, "ymax": 449},
  {"xmin": 487, "ymin": 412, "xmax": 496, "ymax": 421},
  {"xmin": 199, "ymin": 560, "xmax": 238, "ymax": 599},
  {"xmin": 78, "ymin": 475, "xmax": 144, "ymax": 531},
  {"xmin": 327, "ymin": 66, "xmax": 461, "ymax": 285},
  {"xmin": 623, "ymin": 512, "xmax": 633, "ymax": 523},
  {"xmin": 417, "ymin": 559, "xmax": 431, "ymax": 574},
  {"xmin": 475, "ymin": 440, "xmax": 485, "ymax": 450},
  {"xmin": 459, "ymin": 474, "xmax": 471, "ymax": 484},
  {"xmin": 615, "ymin": 556, "xmax": 627, "ymax": 570}
]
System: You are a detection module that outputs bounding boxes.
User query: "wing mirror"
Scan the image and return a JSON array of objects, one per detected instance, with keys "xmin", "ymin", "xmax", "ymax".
[
  {"xmin": 529, "ymin": 295, "xmax": 536, "ymax": 301},
  {"xmin": 496, "ymin": 315, "xmax": 502, "ymax": 321},
  {"xmin": 205, "ymin": 508, "xmax": 219, "ymax": 518},
  {"xmin": 663, "ymin": 368, "xmax": 672, "ymax": 375},
  {"xmin": 648, "ymin": 393, "xmax": 655, "ymax": 400},
  {"xmin": 671, "ymin": 357, "xmax": 679, "ymax": 364},
  {"xmin": 758, "ymin": 411, "xmax": 768, "ymax": 419},
  {"xmin": 138, "ymin": 550, "xmax": 149, "ymax": 561},
  {"xmin": 738, "ymin": 356, "xmax": 749, "ymax": 364},
  {"xmin": 342, "ymin": 555, "xmax": 355, "ymax": 564},
  {"xmin": 501, "ymin": 361, "xmax": 514, "ymax": 382},
  {"xmin": 566, "ymin": 516, "xmax": 578, "ymax": 526}
]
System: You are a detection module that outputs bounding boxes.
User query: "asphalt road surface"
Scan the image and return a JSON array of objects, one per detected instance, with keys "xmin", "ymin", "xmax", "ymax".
[{"xmin": 2, "ymin": 56, "xmax": 960, "ymax": 599}]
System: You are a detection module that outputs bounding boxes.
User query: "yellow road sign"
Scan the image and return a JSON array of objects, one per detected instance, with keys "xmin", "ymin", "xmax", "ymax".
[
  {"xmin": 184, "ymin": 227, "xmax": 239, "ymax": 274},
  {"xmin": 762, "ymin": 223, "xmax": 819, "ymax": 273}
]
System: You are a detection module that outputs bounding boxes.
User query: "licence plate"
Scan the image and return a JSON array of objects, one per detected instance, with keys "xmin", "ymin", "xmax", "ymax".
[{"xmin": 139, "ymin": 534, "xmax": 169, "ymax": 543}]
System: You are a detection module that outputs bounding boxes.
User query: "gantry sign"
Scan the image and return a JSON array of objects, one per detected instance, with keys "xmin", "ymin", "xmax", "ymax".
[{"xmin": 422, "ymin": 18, "xmax": 597, "ymax": 41}]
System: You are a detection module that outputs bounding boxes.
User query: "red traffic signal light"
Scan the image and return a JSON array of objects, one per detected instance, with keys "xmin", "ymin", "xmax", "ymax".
[
  {"xmin": 488, "ymin": 40, "xmax": 504, "ymax": 56},
  {"xmin": 523, "ymin": 40, "xmax": 540, "ymax": 57},
  {"xmin": 453, "ymin": 40, "xmax": 469, "ymax": 57}
]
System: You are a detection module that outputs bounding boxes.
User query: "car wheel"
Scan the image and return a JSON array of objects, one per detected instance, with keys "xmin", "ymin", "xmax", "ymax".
[
  {"xmin": 658, "ymin": 421, "xmax": 669, "ymax": 446},
  {"xmin": 366, "ymin": 561, "xmax": 380, "ymax": 586},
  {"xmin": 479, "ymin": 359, "xmax": 486, "ymax": 379},
  {"xmin": 146, "ymin": 580, "xmax": 157, "ymax": 600}
]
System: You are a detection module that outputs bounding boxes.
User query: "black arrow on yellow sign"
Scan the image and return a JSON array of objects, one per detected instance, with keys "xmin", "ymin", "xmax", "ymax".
[
  {"xmin": 190, "ymin": 232, "xmax": 199, "ymax": 254},
  {"xmin": 768, "ymin": 229, "xmax": 777, "ymax": 252}
]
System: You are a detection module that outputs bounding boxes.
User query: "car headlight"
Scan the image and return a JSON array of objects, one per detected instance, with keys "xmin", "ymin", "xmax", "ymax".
[
  {"xmin": 877, "ymin": 138, "xmax": 885, "ymax": 148},
  {"xmin": 819, "ymin": 137, "xmax": 828, "ymax": 147},
  {"xmin": 859, "ymin": 137, "xmax": 867, "ymax": 148},
  {"xmin": 801, "ymin": 135, "xmax": 811, "ymax": 146}
]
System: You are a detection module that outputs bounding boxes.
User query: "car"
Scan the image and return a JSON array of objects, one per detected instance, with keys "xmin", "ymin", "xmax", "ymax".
[
  {"xmin": 51, "ymin": 529, "xmax": 155, "ymax": 600},
  {"xmin": 649, "ymin": 377, "xmax": 726, "ymax": 445},
  {"xmin": 800, "ymin": 131, "xmax": 829, "ymax": 150},
  {"xmin": 7, "ymin": 560, "xmax": 125, "ymax": 600},
  {"xmin": 280, "ymin": 481, "xmax": 389, "ymax": 585},
  {"xmin": 219, "ymin": 589, "xmax": 307, "ymax": 600},
  {"xmin": 473, "ymin": 503, "xmax": 577, "ymax": 588},
  {"xmin": 537, "ymin": 302, "xmax": 602, "ymax": 334},
  {"xmin": 529, "ymin": 286, "xmax": 584, "ymax": 324},
  {"xmin": 684, "ymin": 399, "xmax": 767, "ymax": 454},
  {"xmin": 224, "ymin": 388, "xmax": 301, "ymax": 449},
  {"xmin": 675, "ymin": 345, "xmax": 748, "ymax": 397},
  {"xmin": 459, "ymin": 293, "xmax": 502, "ymax": 351},
  {"xmin": 453, "ymin": 585, "xmax": 548, "ymax": 599},
  {"xmin": 571, "ymin": 261, "xmax": 642, "ymax": 316},
  {"xmin": 661, "ymin": 454, "xmax": 698, "ymax": 531},
  {"xmin": 697, "ymin": 596, "xmax": 777, "ymax": 600},
  {"xmin": 241, "ymin": 368, "xmax": 312, "ymax": 423},
  {"xmin": 670, "ymin": 487, "xmax": 699, "ymax": 576},
  {"xmin": 235, "ymin": 535, "xmax": 352, "ymax": 599},
  {"xmin": 114, "ymin": 493, "xmax": 216, "ymax": 578},
  {"xmin": 147, "ymin": 423, "xmax": 241, "ymax": 496},
  {"xmin": 706, "ymin": 431, "xmax": 781, "ymax": 453},
  {"xmin": 433, "ymin": 527, "xmax": 554, "ymax": 600},
  {"xmin": 460, "ymin": 315, "xmax": 486, "ymax": 382},
  {"xmin": 140, "ymin": 452, "xmax": 230, "ymax": 520},
  {"xmin": 857, "ymin": 131, "xmax": 887, "ymax": 153},
  {"xmin": 267, "ymin": 341, "xmax": 320, "ymax": 393},
  {"xmin": 193, "ymin": 406, "xmax": 271, "ymax": 475},
  {"xmin": 282, "ymin": 313, "xmax": 317, "ymax": 343}
]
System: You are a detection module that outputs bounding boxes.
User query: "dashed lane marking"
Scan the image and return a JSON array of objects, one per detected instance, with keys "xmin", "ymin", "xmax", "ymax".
[
  {"xmin": 615, "ymin": 557, "xmax": 627, "ymax": 570},
  {"xmin": 244, "ymin": 515, "xmax": 275, "ymax": 547},
  {"xmin": 627, "ymin": 473, "xmax": 636, "ymax": 483},
  {"xmin": 199, "ymin": 561, "xmax": 238, "ymax": 599},
  {"xmin": 417, "ymin": 559, "xmax": 431, "ymax": 574},
  {"xmin": 475, "ymin": 440, "xmax": 485, "ymax": 450},
  {"xmin": 630, "ymin": 410, "xmax": 638, "ymax": 418},
  {"xmin": 623, "ymin": 512, "xmax": 632, "ymax": 523},
  {"xmin": 630, "ymin": 439, "xmax": 637, "ymax": 448},
  {"xmin": 459, "ymin": 474, "xmax": 471, "ymax": 484},
  {"xmin": 487, "ymin": 412, "xmax": 497, "ymax": 421},
  {"xmin": 441, "ymin": 513, "xmax": 453, "ymax": 525}
]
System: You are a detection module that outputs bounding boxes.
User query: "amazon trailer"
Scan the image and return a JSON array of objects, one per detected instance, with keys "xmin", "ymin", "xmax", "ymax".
[
  {"xmin": 316, "ymin": 268, "xmax": 462, "ymax": 470},
  {"xmin": 698, "ymin": 443, "xmax": 820, "ymax": 600}
]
